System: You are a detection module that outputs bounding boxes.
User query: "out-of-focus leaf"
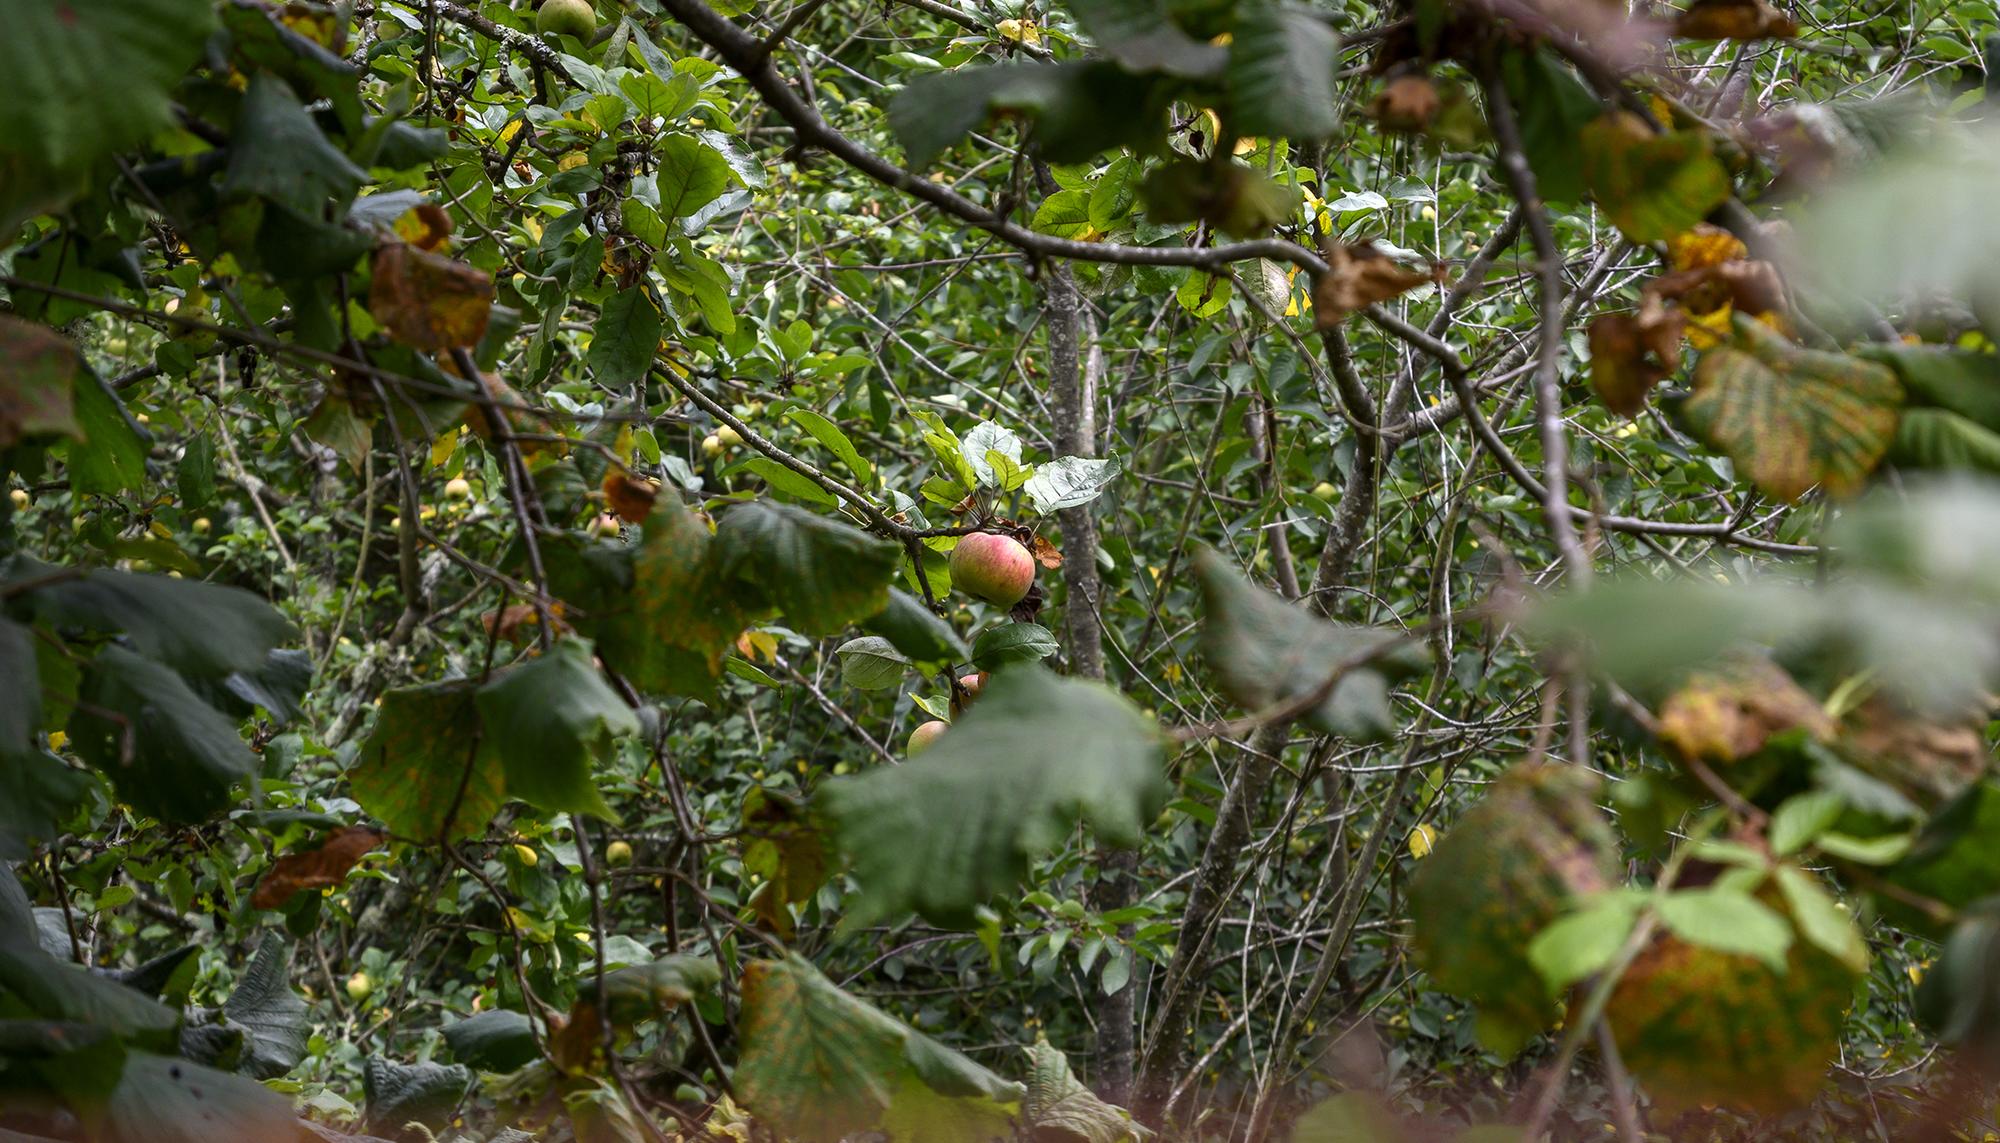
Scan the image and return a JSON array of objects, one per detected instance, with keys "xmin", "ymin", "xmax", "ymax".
[
  {"xmin": 224, "ymin": 73, "xmax": 367, "ymax": 212},
  {"xmin": 443, "ymin": 1009, "xmax": 540, "ymax": 1072},
  {"xmin": 476, "ymin": 638, "xmax": 636, "ymax": 822},
  {"xmin": 1579, "ymin": 111, "xmax": 1732, "ymax": 242},
  {"xmin": 1022, "ymin": 1040, "xmax": 1148, "ymax": 1142},
  {"xmin": 362, "ymin": 1057, "xmax": 473, "ymax": 1139},
  {"xmin": 1655, "ymin": 656, "xmax": 1832, "ymax": 765},
  {"xmin": 1657, "ymin": 887, "xmax": 1794, "ymax": 970},
  {"xmin": 69, "ymin": 647, "xmax": 259, "ymax": 824},
  {"xmin": 1311, "ymin": 243, "xmax": 1433, "ymax": 328},
  {"xmin": 1410, "ymin": 763, "xmax": 1619, "ymax": 1056},
  {"xmin": 19, "ymin": 561, "xmax": 294, "ymax": 677},
  {"xmin": 734, "ymin": 955, "xmax": 1024, "ymax": 1143},
  {"xmin": 860, "ymin": 589, "xmax": 969, "ymax": 666},
  {"xmin": 836, "ymin": 636, "xmax": 909, "ymax": 690},
  {"xmin": 713, "ymin": 500, "xmax": 902, "ymax": 636},
  {"xmin": 0, "ymin": 943, "xmax": 179, "ymax": 1049},
  {"xmin": 1065, "ymin": 0, "xmax": 1224, "ymax": 77},
  {"xmin": 889, "ymin": 62, "xmax": 1168, "ymax": 169},
  {"xmin": 1227, "ymin": 5, "xmax": 1339, "ymax": 140},
  {"xmin": 368, "ymin": 244, "xmax": 493, "ymax": 352},
  {"xmin": 1673, "ymin": 0, "xmax": 1798, "ymax": 39},
  {"xmin": 820, "ymin": 666, "xmax": 1166, "ymax": 926},
  {"xmin": 1194, "ymin": 549, "xmax": 1428, "ymax": 741},
  {"xmin": 1682, "ymin": 315, "xmax": 1903, "ymax": 501},
  {"xmin": 0, "ymin": 317, "xmax": 85, "ymax": 446},
  {"xmin": 102, "ymin": 1051, "xmax": 297, "ymax": 1143},
  {"xmin": 1499, "ymin": 50, "xmax": 1600, "ymax": 205}
]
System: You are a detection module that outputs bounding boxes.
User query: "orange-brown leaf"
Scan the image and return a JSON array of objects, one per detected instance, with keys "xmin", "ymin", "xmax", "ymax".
[
  {"xmin": 1656, "ymin": 657, "xmax": 1833, "ymax": 766},
  {"xmin": 251, "ymin": 826, "xmax": 386, "ymax": 909},
  {"xmin": 1667, "ymin": 223, "xmax": 1748, "ymax": 272},
  {"xmin": 1368, "ymin": 75, "xmax": 1440, "ymax": 133},
  {"xmin": 603, "ymin": 472, "xmax": 659, "ymax": 523},
  {"xmin": 370, "ymin": 243, "xmax": 493, "ymax": 351},
  {"xmin": 1030, "ymin": 533, "xmax": 1064, "ymax": 570},
  {"xmin": 1312, "ymin": 242, "xmax": 1434, "ymax": 330},
  {"xmin": 393, "ymin": 203, "xmax": 455, "ymax": 251},
  {"xmin": 1674, "ymin": 0, "xmax": 1798, "ymax": 40}
]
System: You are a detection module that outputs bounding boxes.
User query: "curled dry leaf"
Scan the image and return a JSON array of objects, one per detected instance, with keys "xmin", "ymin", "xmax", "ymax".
[
  {"xmin": 251, "ymin": 826, "xmax": 386, "ymax": 910},
  {"xmin": 483, "ymin": 601, "xmax": 567, "ymax": 646},
  {"xmin": 392, "ymin": 203, "xmax": 454, "ymax": 251},
  {"xmin": 602, "ymin": 471, "xmax": 659, "ymax": 523},
  {"xmin": 1368, "ymin": 74, "xmax": 1440, "ymax": 133},
  {"xmin": 1674, "ymin": 0, "xmax": 1799, "ymax": 40},
  {"xmin": 369, "ymin": 242, "xmax": 493, "ymax": 351},
  {"xmin": 1030, "ymin": 533, "xmax": 1064, "ymax": 570},
  {"xmin": 1588, "ymin": 302, "xmax": 1685, "ymax": 417},
  {"xmin": 1311, "ymin": 241, "xmax": 1435, "ymax": 330}
]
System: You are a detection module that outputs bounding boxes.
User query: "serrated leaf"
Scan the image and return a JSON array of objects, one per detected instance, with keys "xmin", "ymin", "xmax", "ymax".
[
  {"xmin": 1527, "ymin": 891, "xmax": 1645, "ymax": 993},
  {"xmin": 735, "ymin": 955, "xmax": 1023, "ymax": 1143},
  {"xmin": 1774, "ymin": 865, "xmax": 1868, "ymax": 973},
  {"xmin": 1033, "ymin": 189, "xmax": 1093, "ymax": 239},
  {"xmin": 1683, "ymin": 315, "xmax": 1903, "ymax": 501},
  {"xmin": 654, "ymin": 136, "xmax": 733, "ymax": 220},
  {"xmin": 587, "ymin": 288, "xmax": 663, "ymax": 388},
  {"xmin": 970, "ymin": 623, "xmax": 1058, "ymax": 671},
  {"xmin": 348, "ymin": 680, "xmax": 503, "ymax": 843},
  {"xmin": 476, "ymin": 638, "xmax": 636, "ymax": 822},
  {"xmin": 820, "ymin": 666, "xmax": 1167, "ymax": 926},
  {"xmin": 65, "ymin": 369, "xmax": 148, "ymax": 495},
  {"xmin": 714, "ymin": 501, "xmax": 902, "ymax": 636},
  {"xmin": 1022, "ymin": 1040, "xmax": 1147, "ymax": 1142},
  {"xmin": 837, "ymin": 636, "xmax": 910, "ymax": 690},
  {"xmin": 1227, "ymin": 5, "xmax": 1340, "ymax": 139},
  {"xmin": 69, "ymin": 647, "xmax": 259, "ymax": 824},
  {"xmin": 222, "ymin": 934, "xmax": 308, "ymax": 1079},
  {"xmin": 1768, "ymin": 789, "xmax": 1845, "ymax": 855},
  {"xmin": 1193, "ymin": 549, "xmax": 1428, "ymax": 741}
]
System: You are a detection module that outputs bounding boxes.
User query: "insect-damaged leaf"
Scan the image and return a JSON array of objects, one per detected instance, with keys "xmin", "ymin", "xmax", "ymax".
[
  {"xmin": 368, "ymin": 243, "xmax": 494, "ymax": 351},
  {"xmin": 348, "ymin": 680, "xmax": 503, "ymax": 842},
  {"xmin": 1194, "ymin": 549, "xmax": 1428, "ymax": 741},
  {"xmin": 1683, "ymin": 315, "xmax": 1903, "ymax": 501}
]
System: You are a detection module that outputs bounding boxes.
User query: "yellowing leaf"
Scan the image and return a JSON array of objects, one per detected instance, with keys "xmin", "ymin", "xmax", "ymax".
[{"xmin": 1580, "ymin": 112, "xmax": 1733, "ymax": 242}]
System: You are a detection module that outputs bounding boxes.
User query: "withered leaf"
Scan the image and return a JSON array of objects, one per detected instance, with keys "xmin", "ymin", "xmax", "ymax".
[
  {"xmin": 1030, "ymin": 533, "xmax": 1064, "ymax": 570},
  {"xmin": 393, "ymin": 203, "xmax": 454, "ymax": 251},
  {"xmin": 1674, "ymin": 0, "xmax": 1799, "ymax": 40},
  {"xmin": 0, "ymin": 316, "xmax": 86, "ymax": 447},
  {"xmin": 1588, "ymin": 304, "xmax": 1685, "ymax": 418},
  {"xmin": 1656, "ymin": 656, "xmax": 1833, "ymax": 766},
  {"xmin": 251, "ymin": 826, "xmax": 386, "ymax": 909},
  {"xmin": 603, "ymin": 471, "xmax": 659, "ymax": 524},
  {"xmin": 1369, "ymin": 74, "xmax": 1440, "ymax": 133},
  {"xmin": 1312, "ymin": 242, "xmax": 1434, "ymax": 329},
  {"xmin": 369, "ymin": 243, "xmax": 493, "ymax": 351}
]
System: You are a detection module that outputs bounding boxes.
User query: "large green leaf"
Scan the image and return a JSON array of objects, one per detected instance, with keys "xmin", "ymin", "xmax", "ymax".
[
  {"xmin": 734, "ymin": 955, "xmax": 1023, "ymax": 1143},
  {"xmin": 0, "ymin": 746, "xmax": 91, "ymax": 862},
  {"xmin": 1579, "ymin": 111, "xmax": 1732, "ymax": 242},
  {"xmin": 442, "ymin": 1010, "xmax": 540, "ymax": 1072},
  {"xmin": 1889, "ymin": 407, "xmax": 2000, "ymax": 475},
  {"xmin": 1022, "ymin": 1040, "xmax": 1147, "ymax": 1142},
  {"xmin": 1682, "ymin": 316, "xmax": 1903, "ymax": 501},
  {"xmin": 714, "ymin": 500, "xmax": 902, "ymax": 636},
  {"xmin": 1193, "ymin": 549, "xmax": 1428, "ymax": 741},
  {"xmin": 223, "ymin": 73, "xmax": 367, "ymax": 214},
  {"xmin": 475, "ymin": 639, "xmax": 636, "ymax": 822},
  {"xmin": 348, "ymin": 681, "xmax": 504, "ymax": 842},
  {"xmin": 0, "ymin": 0, "xmax": 214, "ymax": 227},
  {"xmin": 0, "ymin": 618, "xmax": 40, "ymax": 751},
  {"xmin": 1409, "ymin": 763, "xmax": 1618, "ymax": 1055},
  {"xmin": 101, "ymin": 1051, "xmax": 297, "ymax": 1143},
  {"xmin": 220, "ymin": 934, "xmax": 307, "ymax": 1079},
  {"xmin": 18, "ymin": 562, "xmax": 294, "ymax": 677},
  {"xmin": 362, "ymin": 1058, "xmax": 473, "ymax": 1137},
  {"xmin": 65, "ymin": 370, "xmax": 148, "ymax": 496},
  {"xmin": 585, "ymin": 287, "xmax": 662, "ymax": 388},
  {"xmin": 574, "ymin": 497, "xmax": 749, "ymax": 702},
  {"xmin": 1226, "ymin": 5, "xmax": 1339, "ymax": 140},
  {"xmin": 860, "ymin": 588, "xmax": 969, "ymax": 666},
  {"xmin": 652, "ymin": 136, "xmax": 732, "ymax": 221},
  {"xmin": 1065, "ymin": 0, "xmax": 1225, "ymax": 77},
  {"xmin": 820, "ymin": 666, "xmax": 1167, "ymax": 926},
  {"xmin": 1499, "ymin": 50, "xmax": 1600, "ymax": 205},
  {"xmin": 1861, "ymin": 344, "xmax": 2000, "ymax": 430},
  {"xmin": 0, "ymin": 943, "xmax": 179, "ymax": 1050},
  {"xmin": 69, "ymin": 647, "xmax": 258, "ymax": 824},
  {"xmin": 889, "ymin": 63, "xmax": 1167, "ymax": 168}
]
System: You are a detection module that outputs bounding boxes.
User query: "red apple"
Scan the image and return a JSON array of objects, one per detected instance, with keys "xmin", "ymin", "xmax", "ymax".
[
  {"xmin": 908, "ymin": 720, "xmax": 948, "ymax": 756},
  {"xmin": 949, "ymin": 532, "xmax": 1034, "ymax": 607}
]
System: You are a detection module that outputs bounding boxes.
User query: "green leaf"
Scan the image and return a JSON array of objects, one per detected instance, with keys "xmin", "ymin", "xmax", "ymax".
[
  {"xmin": 175, "ymin": 436, "xmax": 217, "ymax": 511},
  {"xmin": 224, "ymin": 73, "xmax": 368, "ymax": 214},
  {"xmin": 362, "ymin": 1057, "xmax": 473, "ymax": 1137},
  {"xmin": 1683, "ymin": 315, "xmax": 1904, "ymax": 502},
  {"xmin": 836, "ymin": 636, "xmax": 911, "ymax": 690},
  {"xmin": 594, "ymin": 955, "xmax": 721, "ymax": 1025},
  {"xmin": 1889, "ymin": 407, "xmax": 2000, "ymax": 475},
  {"xmin": 1033, "ymin": 189, "xmax": 1094, "ymax": 239},
  {"xmin": 735, "ymin": 955, "xmax": 1024, "ymax": 1143},
  {"xmin": 102, "ymin": 1051, "xmax": 297, "ymax": 1143},
  {"xmin": 1527, "ymin": 891, "xmax": 1645, "ymax": 993},
  {"xmin": 1227, "ymin": 5, "xmax": 1340, "ymax": 140},
  {"xmin": 1774, "ymin": 865, "xmax": 1868, "ymax": 974},
  {"xmin": 476, "ymin": 639, "xmax": 635, "ymax": 822},
  {"xmin": 714, "ymin": 501, "xmax": 902, "ymax": 636},
  {"xmin": 1657, "ymin": 887, "xmax": 1793, "ymax": 971},
  {"xmin": 1022, "ymin": 1040, "xmax": 1147, "ymax": 1142},
  {"xmin": 1292, "ymin": 1092, "xmax": 1406, "ymax": 1143},
  {"xmin": 0, "ymin": 943, "xmax": 179, "ymax": 1049},
  {"xmin": 69, "ymin": 647, "xmax": 258, "ymax": 824},
  {"xmin": 573, "ymin": 497, "xmax": 750, "ymax": 703},
  {"xmin": 1768, "ymin": 789, "xmax": 1845, "ymax": 856},
  {"xmin": 587, "ymin": 288, "xmax": 663, "ymax": 388},
  {"xmin": 1088, "ymin": 157, "xmax": 1140, "ymax": 232},
  {"xmin": 785, "ymin": 409, "xmax": 875, "ymax": 486},
  {"xmin": 819, "ymin": 666, "xmax": 1167, "ymax": 926},
  {"xmin": 735, "ymin": 456, "xmax": 839, "ymax": 506},
  {"xmin": 970, "ymin": 623, "xmax": 1058, "ymax": 671},
  {"xmin": 1066, "ymin": 0, "xmax": 1226, "ymax": 77},
  {"xmin": 962, "ymin": 422, "xmax": 1023, "ymax": 488},
  {"xmin": 442, "ymin": 1010, "xmax": 540, "ymax": 1073},
  {"xmin": 889, "ymin": 62, "xmax": 1167, "ymax": 169},
  {"xmin": 21, "ymin": 563, "xmax": 294, "ymax": 677},
  {"xmin": 0, "ymin": 747, "xmax": 90, "ymax": 862},
  {"xmin": 653, "ymin": 136, "xmax": 733, "ymax": 221},
  {"xmin": 860, "ymin": 589, "xmax": 970, "ymax": 666},
  {"xmin": 0, "ymin": 618, "xmax": 40, "ymax": 750},
  {"xmin": 348, "ymin": 680, "xmax": 504, "ymax": 842},
  {"xmin": 0, "ymin": 317, "xmax": 85, "ymax": 446},
  {"xmin": 0, "ymin": 0, "xmax": 215, "ymax": 224},
  {"xmin": 1193, "ymin": 548, "xmax": 1428, "ymax": 741},
  {"xmin": 221, "ymin": 934, "xmax": 308, "ymax": 1079},
  {"xmin": 1860, "ymin": 344, "xmax": 2000, "ymax": 430},
  {"xmin": 1578, "ymin": 111, "xmax": 1732, "ymax": 242},
  {"xmin": 66, "ymin": 369, "xmax": 148, "ymax": 496},
  {"xmin": 1025, "ymin": 454, "xmax": 1120, "ymax": 512},
  {"xmin": 1498, "ymin": 50, "xmax": 1599, "ymax": 205}
]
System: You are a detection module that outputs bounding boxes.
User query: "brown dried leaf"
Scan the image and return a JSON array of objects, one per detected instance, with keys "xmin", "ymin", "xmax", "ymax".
[
  {"xmin": 1312, "ymin": 242, "xmax": 1433, "ymax": 330},
  {"xmin": 483, "ymin": 602, "xmax": 567, "ymax": 646},
  {"xmin": 1657, "ymin": 657, "xmax": 1834, "ymax": 766},
  {"xmin": 393, "ymin": 203, "xmax": 454, "ymax": 251},
  {"xmin": 0, "ymin": 316, "xmax": 85, "ymax": 447},
  {"xmin": 1589, "ymin": 308, "xmax": 1684, "ymax": 417},
  {"xmin": 251, "ymin": 826, "xmax": 386, "ymax": 909},
  {"xmin": 1840, "ymin": 696, "xmax": 1993, "ymax": 809},
  {"xmin": 1668, "ymin": 223, "xmax": 1749, "ymax": 272},
  {"xmin": 603, "ymin": 471, "xmax": 659, "ymax": 524},
  {"xmin": 1368, "ymin": 74, "xmax": 1439, "ymax": 133},
  {"xmin": 1030, "ymin": 533, "xmax": 1064, "ymax": 570},
  {"xmin": 369, "ymin": 243, "xmax": 493, "ymax": 351},
  {"xmin": 1674, "ymin": 0, "xmax": 1798, "ymax": 40}
]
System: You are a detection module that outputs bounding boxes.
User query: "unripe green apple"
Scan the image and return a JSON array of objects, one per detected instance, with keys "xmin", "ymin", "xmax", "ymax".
[
  {"xmin": 1311, "ymin": 482, "xmax": 1338, "ymax": 500},
  {"xmin": 606, "ymin": 840, "xmax": 634, "ymax": 867},
  {"xmin": 444, "ymin": 477, "xmax": 472, "ymax": 501},
  {"xmin": 346, "ymin": 971, "xmax": 373, "ymax": 1002},
  {"xmin": 191, "ymin": 516, "xmax": 212, "ymax": 535},
  {"xmin": 908, "ymin": 720, "xmax": 948, "ymax": 756},
  {"xmin": 715, "ymin": 425, "xmax": 743, "ymax": 447},
  {"xmin": 701, "ymin": 434, "xmax": 724, "ymax": 457},
  {"xmin": 8, "ymin": 489, "xmax": 28, "ymax": 511},
  {"xmin": 949, "ymin": 532, "xmax": 1035, "ymax": 607},
  {"xmin": 536, "ymin": 0, "xmax": 596, "ymax": 40}
]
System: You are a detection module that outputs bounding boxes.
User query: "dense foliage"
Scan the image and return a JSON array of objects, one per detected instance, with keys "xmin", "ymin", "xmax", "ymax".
[{"xmin": 6, "ymin": 0, "xmax": 2000, "ymax": 1140}]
